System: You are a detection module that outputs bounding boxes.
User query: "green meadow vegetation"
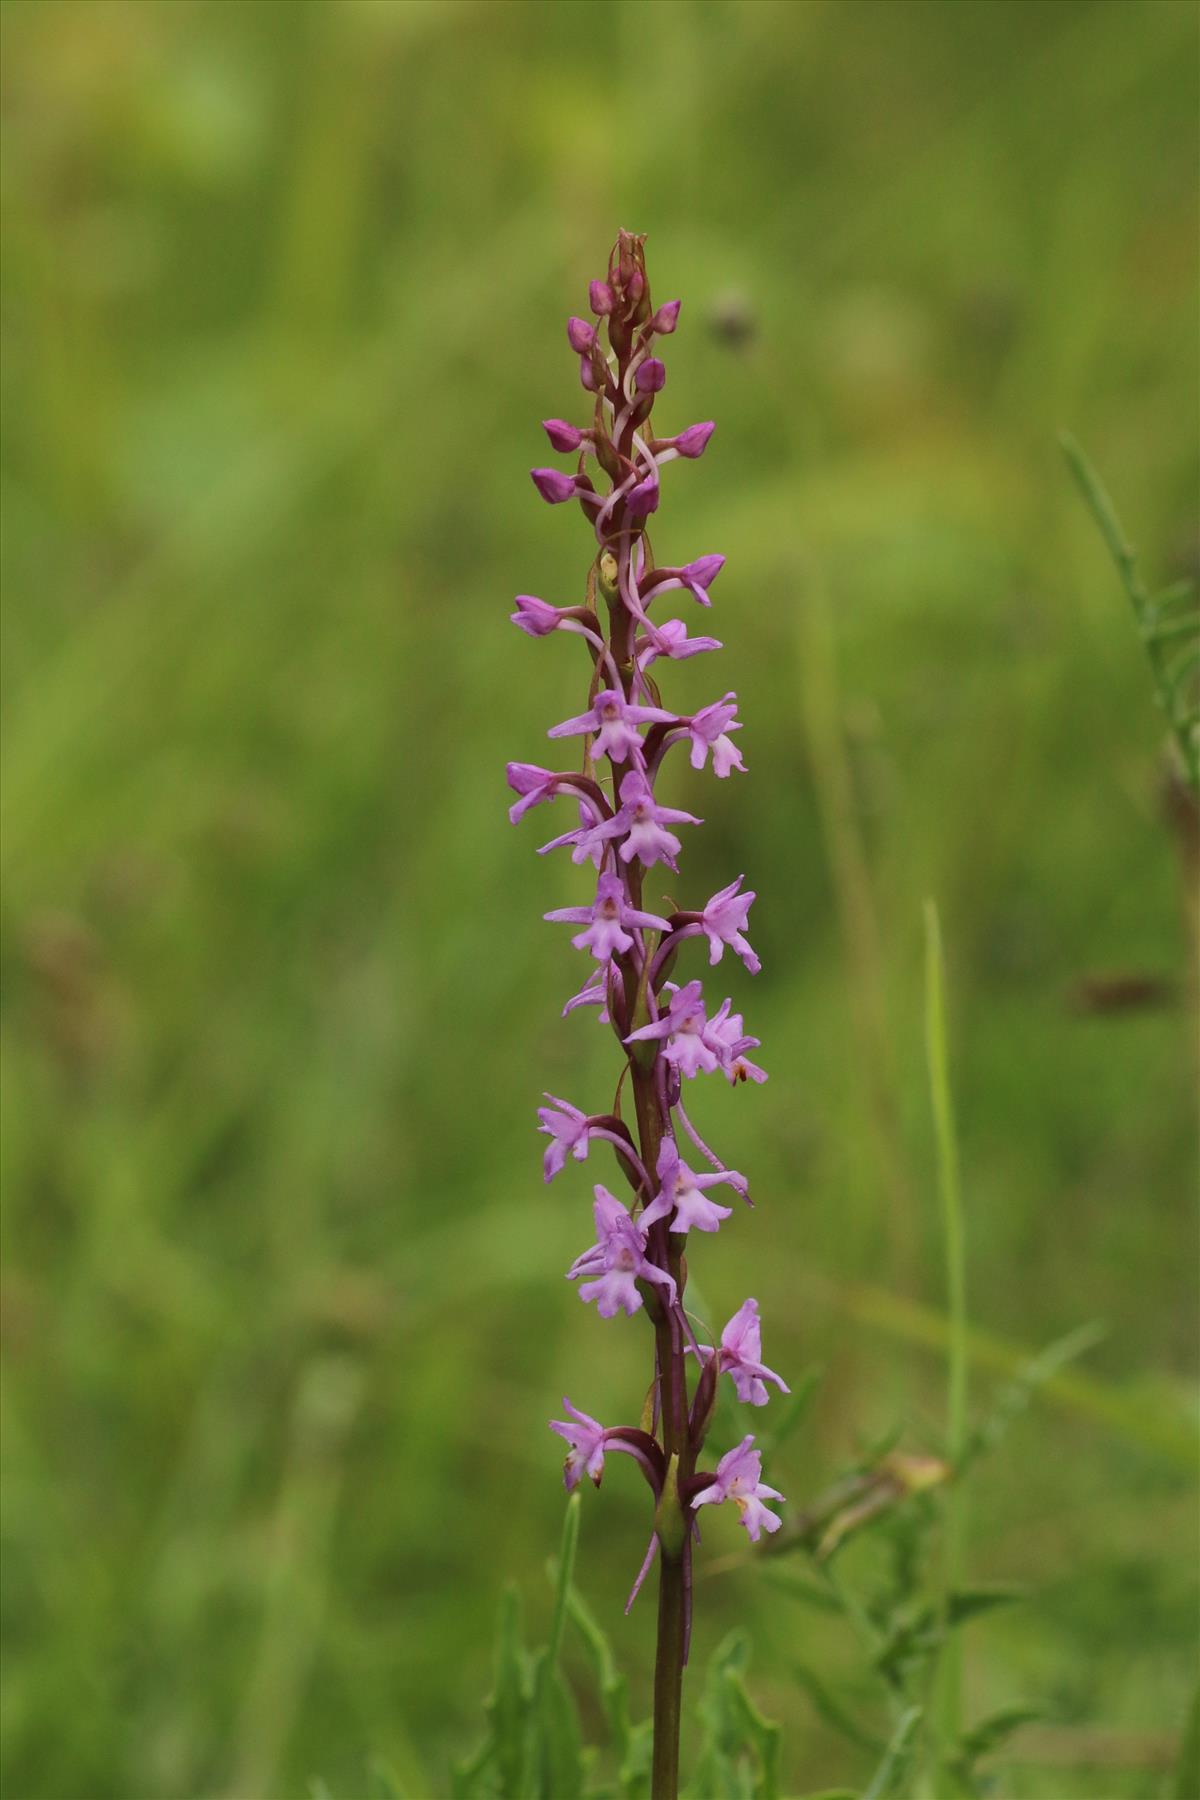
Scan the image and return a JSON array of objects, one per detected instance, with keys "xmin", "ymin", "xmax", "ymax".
[{"xmin": 1, "ymin": 2, "xmax": 1196, "ymax": 1795}]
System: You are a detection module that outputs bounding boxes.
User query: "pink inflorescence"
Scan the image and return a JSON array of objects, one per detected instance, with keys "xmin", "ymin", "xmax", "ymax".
[{"xmin": 507, "ymin": 231, "xmax": 787, "ymax": 1638}]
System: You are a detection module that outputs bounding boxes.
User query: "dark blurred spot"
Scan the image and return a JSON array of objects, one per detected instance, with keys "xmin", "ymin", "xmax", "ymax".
[
  {"xmin": 708, "ymin": 289, "xmax": 757, "ymax": 348},
  {"xmin": 1066, "ymin": 974, "xmax": 1176, "ymax": 1017}
]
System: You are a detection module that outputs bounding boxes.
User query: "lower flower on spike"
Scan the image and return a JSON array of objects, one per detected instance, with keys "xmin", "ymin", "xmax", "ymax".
[{"xmin": 691, "ymin": 1436, "xmax": 785, "ymax": 1541}]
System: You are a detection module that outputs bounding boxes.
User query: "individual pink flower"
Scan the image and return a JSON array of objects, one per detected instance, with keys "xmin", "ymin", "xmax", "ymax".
[
  {"xmin": 692, "ymin": 1299, "xmax": 789, "ymax": 1405},
  {"xmin": 687, "ymin": 693, "xmax": 745, "ymax": 777},
  {"xmin": 640, "ymin": 1138, "xmax": 744, "ymax": 1236},
  {"xmin": 704, "ymin": 998, "xmax": 768, "ymax": 1084},
  {"xmin": 692, "ymin": 1436, "xmax": 785, "ymax": 1541},
  {"xmin": 538, "ymin": 1095, "xmax": 593, "ymax": 1181},
  {"xmin": 549, "ymin": 1400, "xmax": 607, "ymax": 1490},
  {"xmin": 626, "ymin": 979, "xmax": 718, "ymax": 1079},
  {"xmin": 567, "ymin": 1186, "xmax": 676, "ymax": 1318},
  {"xmin": 701, "ymin": 875, "xmax": 760, "ymax": 973},
  {"xmin": 545, "ymin": 871, "xmax": 670, "ymax": 962},
  {"xmin": 582, "ymin": 769, "xmax": 701, "ymax": 871},
  {"xmin": 637, "ymin": 619, "xmax": 723, "ymax": 668},
  {"xmin": 548, "ymin": 688, "xmax": 674, "ymax": 765}
]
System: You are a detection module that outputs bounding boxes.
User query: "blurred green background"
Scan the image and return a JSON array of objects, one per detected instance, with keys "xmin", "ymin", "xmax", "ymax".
[{"xmin": 2, "ymin": 1, "xmax": 1197, "ymax": 1796}]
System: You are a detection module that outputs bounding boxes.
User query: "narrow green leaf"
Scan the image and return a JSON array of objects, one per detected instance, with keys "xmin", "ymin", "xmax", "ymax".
[
  {"xmin": 925, "ymin": 899, "xmax": 968, "ymax": 1790},
  {"xmin": 862, "ymin": 1705, "xmax": 923, "ymax": 1800},
  {"xmin": 535, "ymin": 1659, "xmax": 585, "ymax": 1800},
  {"xmin": 487, "ymin": 1584, "xmax": 531, "ymax": 1800},
  {"xmin": 547, "ymin": 1493, "xmax": 582, "ymax": 1668}
]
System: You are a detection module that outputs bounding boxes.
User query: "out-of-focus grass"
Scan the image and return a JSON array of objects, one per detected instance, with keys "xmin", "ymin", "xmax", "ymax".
[{"xmin": 1, "ymin": 2, "xmax": 1196, "ymax": 1796}]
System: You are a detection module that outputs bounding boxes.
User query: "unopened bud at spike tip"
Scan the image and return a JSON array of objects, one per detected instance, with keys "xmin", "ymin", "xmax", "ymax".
[
  {"xmin": 635, "ymin": 358, "xmax": 667, "ymax": 394},
  {"xmin": 653, "ymin": 299, "xmax": 681, "ymax": 334},
  {"xmin": 589, "ymin": 280, "xmax": 615, "ymax": 316}
]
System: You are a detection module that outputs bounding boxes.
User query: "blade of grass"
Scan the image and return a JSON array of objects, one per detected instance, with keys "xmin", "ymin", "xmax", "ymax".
[{"xmin": 923, "ymin": 901, "xmax": 967, "ymax": 1797}]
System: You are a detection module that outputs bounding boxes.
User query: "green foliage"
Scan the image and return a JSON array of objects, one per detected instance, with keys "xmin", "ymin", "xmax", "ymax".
[
  {"xmin": 1061, "ymin": 434, "xmax": 1200, "ymax": 788},
  {"xmin": 686, "ymin": 1632, "xmax": 782, "ymax": 1800}
]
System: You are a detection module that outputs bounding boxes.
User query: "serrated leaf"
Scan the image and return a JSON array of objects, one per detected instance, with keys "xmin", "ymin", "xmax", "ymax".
[
  {"xmin": 565, "ymin": 1586, "xmax": 634, "ymax": 1767},
  {"xmin": 862, "ymin": 1705, "xmax": 922, "ymax": 1800},
  {"xmin": 943, "ymin": 1585, "xmax": 1026, "ymax": 1628},
  {"xmin": 955, "ymin": 1705, "xmax": 1040, "ymax": 1766},
  {"xmin": 792, "ymin": 1660, "xmax": 886, "ymax": 1754},
  {"xmin": 723, "ymin": 1669, "xmax": 782, "ymax": 1800},
  {"xmin": 759, "ymin": 1564, "xmax": 842, "ymax": 1613}
]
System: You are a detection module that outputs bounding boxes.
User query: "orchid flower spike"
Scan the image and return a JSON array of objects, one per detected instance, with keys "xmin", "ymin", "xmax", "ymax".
[{"xmin": 505, "ymin": 232, "xmax": 783, "ymax": 1764}]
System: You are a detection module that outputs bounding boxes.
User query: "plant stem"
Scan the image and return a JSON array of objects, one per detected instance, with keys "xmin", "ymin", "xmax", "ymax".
[
  {"xmin": 651, "ymin": 1550, "xmax": 685, "ymax": 1799},
  {"xmin": 631, "ymin": 1057, "xmax": 687, "ymax": 1796}
]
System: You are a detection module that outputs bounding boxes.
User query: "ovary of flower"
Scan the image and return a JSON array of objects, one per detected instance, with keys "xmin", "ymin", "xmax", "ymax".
[
  {"xmin": 640, "ymin": 1138, "xmax": 744, "ymax": 1235},
  {"xmin": 691, "ymin": 1436, "xmax": 785, "ymax": 1542},
  {"xmin": 567, "ymin": 1186, "xmax": 677, "ymax": 1317},
  {"xmin": 549, "ymin": 1399, "xmax": 607, "ymax": 1490},
  {"xmin": 700, "ymin": 875, "xmax": 760, "ymax": 973},
  {"xmin": 548, "ymin": 689, "xmax": 674, "ymax": 765},
  {"xmin": 544, "ymin": 871, "xmax": 670, "ymax": 962},
  {"xmin": 692, "ymin": 1298, "xmax": 789, "ymax": 1405},
  {"xmin": 625, "ymin": 979, "xmax": 719, "ymax": 1079},
  {"xmin": 687, "ymin": 693, "xmax": 745, "ymax": 777}
]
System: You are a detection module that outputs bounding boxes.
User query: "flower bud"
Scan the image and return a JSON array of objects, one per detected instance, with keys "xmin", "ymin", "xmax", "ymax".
[
  {"xmin": 635, "ymin": 358, "xmax": 667, "ymax": 394},
  {"xmin": 542, "ymin": 418, "xmax": 583, "ymax": 453},
  {"xmin": 653, "ymin": 299, "xmax": 681, "ymax": 334},
  {"xmin": 674, "ymin": 420, "xmax": 715, "ymax": 459},
  {"xmin": 511, "ymin": 594, "xmax": 561, "ymax": 637},
  {"xmin": 579, "ymin": 355, "xmax": 597, "ymax": 391},
  {"xmin": 589, "ymin": 279, "xmax": 615, "ymax": 315},
  {"xmin": 530, "ymin": 467, "xmax": 577, "ymax": 504},
  {"xmin": 567, "ymin": 315, "xmax": 595, "ymax": 355},
  {"xmin": 625, "ymin": 474, "xmax": 660, "ymax": 518}
]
